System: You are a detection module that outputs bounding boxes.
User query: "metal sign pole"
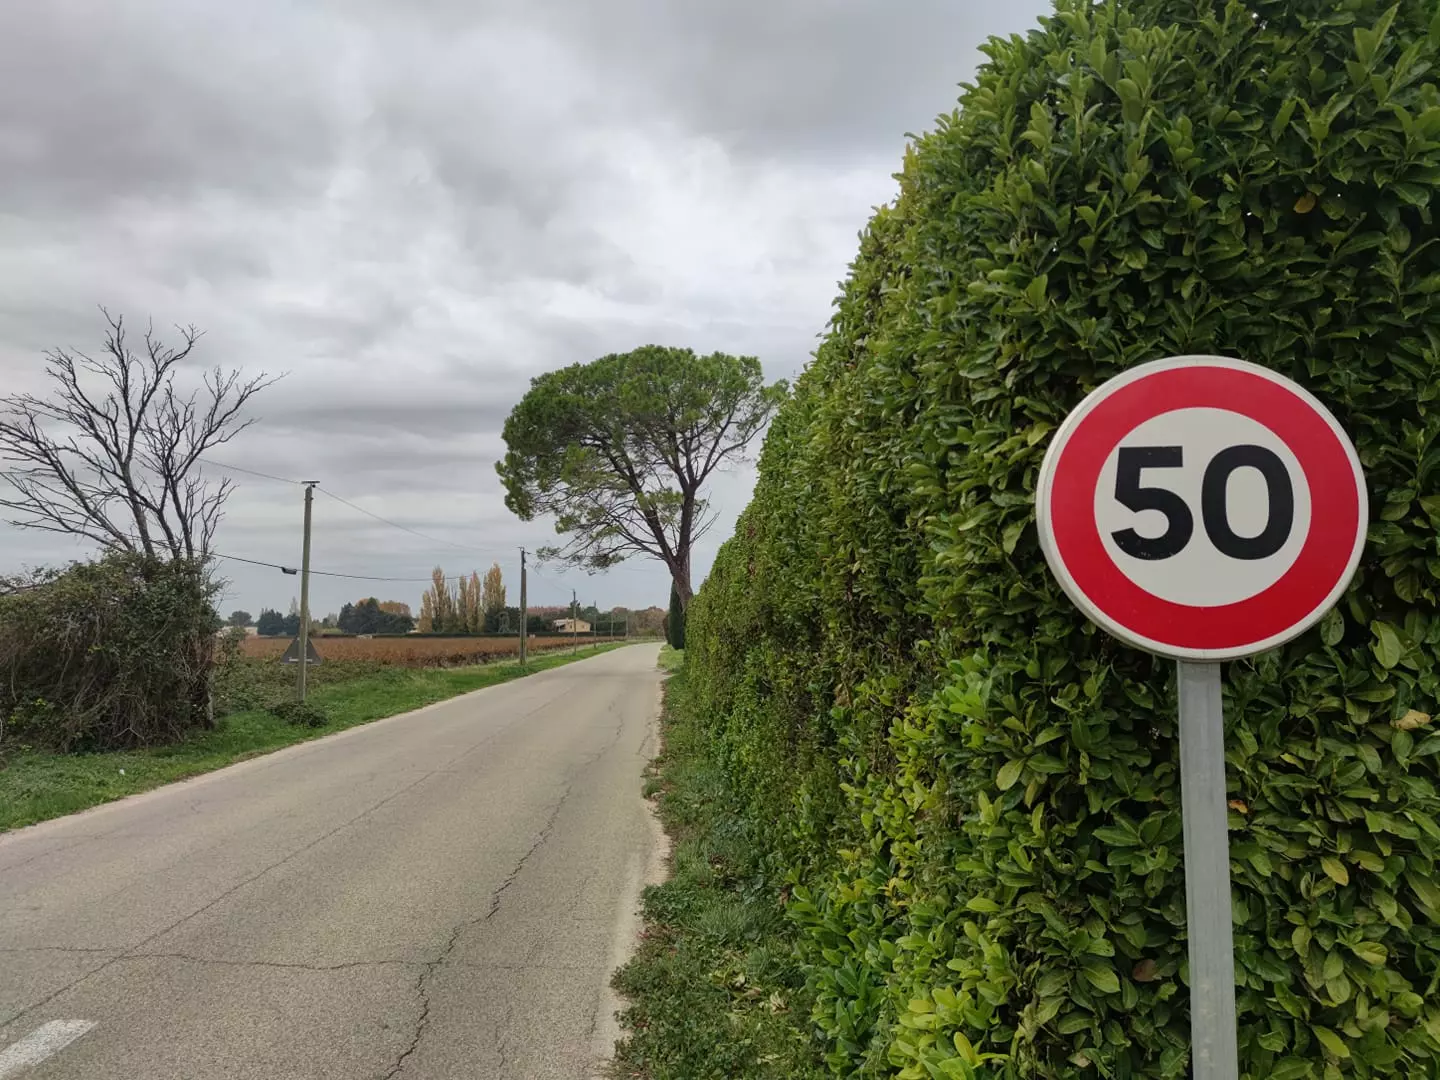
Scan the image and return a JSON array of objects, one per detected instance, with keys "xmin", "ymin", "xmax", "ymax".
[{"xmin": 1176, "ymin": 661, "xmax": 1239, "ymax": 1080}]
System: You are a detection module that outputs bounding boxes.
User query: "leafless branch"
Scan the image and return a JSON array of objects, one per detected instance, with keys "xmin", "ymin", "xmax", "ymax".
[{"xmin": 0, "ymin": 310, "xmax": 280, "ymax": 562}]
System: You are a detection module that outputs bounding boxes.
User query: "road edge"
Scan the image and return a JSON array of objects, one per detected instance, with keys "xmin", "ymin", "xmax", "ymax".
[{"xmin": 590, "ymin": 667, "xmax": 672, "ymax": 1077}]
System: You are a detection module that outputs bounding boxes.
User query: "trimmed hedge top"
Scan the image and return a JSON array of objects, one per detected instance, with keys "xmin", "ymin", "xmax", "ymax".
[{"xmin": 683, "ymin": 0, "xmax": 1440, "ymax": 1077}]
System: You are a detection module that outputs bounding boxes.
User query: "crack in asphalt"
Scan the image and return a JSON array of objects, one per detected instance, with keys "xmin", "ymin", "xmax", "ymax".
[
  {"xmin": 381, "ymin": 708, "xmax": 630, "ymax": 1077},
  {"xmin": 496, "ymin": 1002, "xmax": 515, "ymax": 1074},
  {"xmin": 0, "ymin": 766, "xmax": 445, "ymax": 1032},
  {"xmin": 0, "ymin": 947, "xmax": 598, "ymax": 975},
  {"xmin": 382, "ymin": 779, "xmax": 575, "ymax": 1078},
  {"xmin": 0, "ymin": 945, "xmax": 117, "ymax": 955},
  {"xmin": 0, "ymin": 674, "xmax": 591, "ymax": 1032},
  {"xmin": 5, "ymin": 649, "xmax": 654, "ymax": 1075},
  {"xmin": 119, "ymin": 952, "xmax": 424, "ymax": 973},
  {"xmin": 0, "ymin": 837, "xmax": 99, "ymax": 875}
]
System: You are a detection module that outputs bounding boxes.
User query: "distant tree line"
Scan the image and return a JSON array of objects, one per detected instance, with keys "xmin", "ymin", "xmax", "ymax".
[
  {"xmin": 337, "ymin": 598, "xmax": 414, "ymax": 635},
  {"xmin": 255, "ymin": 604, "xmax": 300, "ymax": 637},
  {"xmin": 418, "ymin": 563, "xmax": 507, "ymax": 633},
  {"xmin": 254, "ymin": 598, "xmax": 414, "ymax": 636},
  {"xmin": 248, "ymin": 579, "xmax": 668, "ymax": 640}
]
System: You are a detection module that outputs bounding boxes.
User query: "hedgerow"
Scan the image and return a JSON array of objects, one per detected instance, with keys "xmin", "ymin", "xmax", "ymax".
[
  {"xmin": 684, "ymin": 0, "xmax": 1440, "ymax": 1076},
  {"xmin": 0, "ymin": 554, "xmax": 221, "ymax": 751}
]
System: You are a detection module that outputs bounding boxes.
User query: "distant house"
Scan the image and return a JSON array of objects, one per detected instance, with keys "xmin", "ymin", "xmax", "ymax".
[
  {"xmin": 551, "ymin": 618, "xmax": 591, "ymax": 633},
  {"xmin": 215, "ymin": 625, "xmax": 259, "ymax": 638}
]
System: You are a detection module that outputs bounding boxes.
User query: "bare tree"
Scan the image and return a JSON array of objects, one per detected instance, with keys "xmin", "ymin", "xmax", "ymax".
[{"xmin": 0, "ymin": 310, "xmax": 277, "ymax": 562}]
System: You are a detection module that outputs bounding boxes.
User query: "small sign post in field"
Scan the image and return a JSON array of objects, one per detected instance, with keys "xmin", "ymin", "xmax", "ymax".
[
  {"xmin": 280, "ymin": 636, "xmax": 324, "ymax": 665},
  {"xmin": 1036, "ymin": 356, "xmax": 1367, "ymax": 1080}
]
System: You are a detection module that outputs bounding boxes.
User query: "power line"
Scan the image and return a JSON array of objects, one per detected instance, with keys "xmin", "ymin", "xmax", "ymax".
[
  {"xmin": 212, "ymin": 551, "xmax": 441, "ymax": 584},
  {"xmin": 202, "ymin": 456, "xmax": 662, "ymax": 577},
  {"xmin": 201, "ymin": 458, "xmax": 303, "ymax": 485},
  {"xmin": 202, "ymin": 458, "xmax": 516, "ymax": 558},
  {"xmin": 316, "ymin": 487, "xmax": 507, "ymax": 556}
]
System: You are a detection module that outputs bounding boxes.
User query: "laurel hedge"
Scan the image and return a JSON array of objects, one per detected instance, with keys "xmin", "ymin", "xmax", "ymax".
[{"xmin": 683, "ymin": 0, "xmax": 1440, "ymax": 1076}]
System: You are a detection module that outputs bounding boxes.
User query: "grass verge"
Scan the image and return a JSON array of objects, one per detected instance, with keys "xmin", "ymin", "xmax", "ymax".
[
  {"xmin": 0, "ymin": 641, "xmax": 629, "ymax": 833},
  {"xmin": 609, "ymin": 658, "xmax": 825, "ymax": 1080},
  {"xmin": 657, "ymin": 644, "xmax": 685, "ymax": 672}
]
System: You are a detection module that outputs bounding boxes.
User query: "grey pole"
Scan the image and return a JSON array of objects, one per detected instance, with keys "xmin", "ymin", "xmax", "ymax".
[
  {"xmin": 571, "ymin": 589, "xmax": 578, "ymax": 654},
  {"xmin": 297, "ymin": 481, "xmax": 317, "ymax": 703},
  {"xmin": 518, "ymin": 548, "xmax": 528, "ymax": 666},
  {"xmin": 1177, "ymin": 660, "xmax": 1239, "ymax": 1080}
]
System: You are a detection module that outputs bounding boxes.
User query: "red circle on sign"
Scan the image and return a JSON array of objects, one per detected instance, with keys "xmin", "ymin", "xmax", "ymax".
[{"xmin": 1037, "ymin": 357, "xmax": 1366, "ymax": 660}]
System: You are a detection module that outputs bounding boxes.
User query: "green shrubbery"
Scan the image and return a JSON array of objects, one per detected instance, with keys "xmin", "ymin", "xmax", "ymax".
[
  {"xmin": 668, "ymin": 582, "xmax": 687, "ymax": 650},
  {"xmin": 267, "ymin": 700, "xmax": 330, "ymax": 728},
  {"xmin": 683, "ymin": 1, "xmax": 1440, "ymax": 1076},
  {"xmin": 0, "ymin": 553, "xmax": 222, "ymax": 751},
  {"xmin": 612, "ymin": 672, "xmax": 827, "ymax": 1080}
]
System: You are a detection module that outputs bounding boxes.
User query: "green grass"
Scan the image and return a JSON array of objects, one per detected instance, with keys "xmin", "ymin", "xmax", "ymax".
[
  {"xmin": 0, "ymin": 642, "xmax": 629, "ymax": 833},
  {"xmin": 609, "ymin": 670, "xmax": 825, "ymax": 1080},
  {"xmin": 657, "ymin": 645, "xmax": 685, "ymax": 672}
]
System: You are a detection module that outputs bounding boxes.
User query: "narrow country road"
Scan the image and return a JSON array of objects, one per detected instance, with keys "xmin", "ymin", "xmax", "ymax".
[{"xmin": 0, "ymin": 644, "xmax": 663, "ymax": 1080}]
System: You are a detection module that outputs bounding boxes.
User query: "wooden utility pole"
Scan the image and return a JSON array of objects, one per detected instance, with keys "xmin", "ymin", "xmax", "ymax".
[
  {"xmin": 518, "ymin": 548, "xmax": 528, "ymax": 666},
  {"xmin": 298, "ymin": 480, "xmax": 318, "ymax": 702},
  {"xmin": 571, "ymin": 589, "xmax": 578, "ymax": 653}
]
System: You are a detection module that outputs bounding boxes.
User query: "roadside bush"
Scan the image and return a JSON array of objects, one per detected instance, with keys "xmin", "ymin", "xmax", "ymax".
[
  {"xmin": 268, "ymin": 700, "xmax": 329, "ymax": 728},
  {"xmin": 684, "ymin": 1, "xmax": 1440, "ymax": 1077},
  {"xmin": 0, "ymin": 553, "xmax": 222, "ymax": 751},
  {"xmin": 611, "ymin": 672, "xmax": 827, "ymax": 1080},
  {"xmin": 667, "ymin": 582, "xmax": 687, "ymax": 650}
]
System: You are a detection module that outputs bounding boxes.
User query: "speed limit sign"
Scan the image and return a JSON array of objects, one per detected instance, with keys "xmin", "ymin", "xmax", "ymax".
[
  {"xmin": 1036, "ymin": 355, "xmax": 1367, "ymax": 1080},
  {"xmin": 1036, "ymin": 355, "xmax": 1367, "ymax": 661}
]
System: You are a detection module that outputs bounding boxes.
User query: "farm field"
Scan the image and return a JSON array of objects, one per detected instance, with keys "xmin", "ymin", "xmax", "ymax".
[{"xmin": 238, "ymin": 633, "xmax": 625, "ymax": 666}]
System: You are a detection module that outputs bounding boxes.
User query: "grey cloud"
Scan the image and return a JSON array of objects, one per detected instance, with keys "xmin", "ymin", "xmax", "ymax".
[
  {"xmin": 0, "ymin": 0, "xmax": 1054, "ymax": 619},
  {"xmin": 0, "ymin": 2, "xmax": 350, "ymax": 212},
  {"xmin": 389, "ymin": 0, "xmax": 1053, "ymax": 162},
  {"xmin": 258, "ymin": 391, "xmax": 519, "ymax": 440}
]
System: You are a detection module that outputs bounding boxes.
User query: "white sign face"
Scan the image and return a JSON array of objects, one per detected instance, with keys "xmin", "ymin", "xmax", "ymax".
[
  {"xmin": 1093, "ymin": 407, "xmax": 1313, "ymax": 608},
  {"xmin": 1036, "ymin": 357, "xmax": 1367, "ymax": 661}
]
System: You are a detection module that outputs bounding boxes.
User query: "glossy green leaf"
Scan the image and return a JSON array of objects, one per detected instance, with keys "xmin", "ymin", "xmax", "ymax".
[
  {"xmin": 1372, "ymin": 621, "xmax": 1404, "ymax": 669},
  {"xmin": 1321, "ymin": 857, "xmax": 1350, "ymax": 886},
  {"xmin": 1313, "ymin": 1026, "xmax": 1350, "ymax": 1059},
  {"xmin": 995, "ymin": 760, "xmax": 1023, "ymax": 791}
]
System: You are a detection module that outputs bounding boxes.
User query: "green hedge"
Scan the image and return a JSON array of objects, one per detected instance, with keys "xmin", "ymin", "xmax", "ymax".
[{"xmin": 683, "ymin": 1, "xmax": 1440, "ymax": 1077}]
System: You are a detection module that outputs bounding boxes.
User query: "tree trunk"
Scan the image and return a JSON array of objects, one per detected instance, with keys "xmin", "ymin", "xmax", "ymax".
[{"xmin": 675, "ymin": 494, "xmax": 695, "ymax": 610}]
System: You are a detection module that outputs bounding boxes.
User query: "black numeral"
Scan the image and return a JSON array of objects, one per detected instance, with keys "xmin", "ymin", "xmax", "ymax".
[
  {"xmin": 1110, "ymin": 444, "xmax": 1295, "ymax": 561},
  {"xmin": 1111, "ymin": 447, "xmax": 1194, "ymax": 560},
  {"xmin": 1201, "ymin": 444, "xmax": 1294, "ymax": 560}
]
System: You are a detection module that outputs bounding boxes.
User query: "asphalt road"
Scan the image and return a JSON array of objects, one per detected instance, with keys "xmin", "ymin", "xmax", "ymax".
[{"xmin": 0, "ymin": 643, "xmax": 664, "ymax": 1079}]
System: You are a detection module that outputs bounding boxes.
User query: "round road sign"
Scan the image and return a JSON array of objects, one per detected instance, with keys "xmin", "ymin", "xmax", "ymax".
[{"xmin": 1036, "ymin": 356, "xmax": 1367, "ymax": 661}]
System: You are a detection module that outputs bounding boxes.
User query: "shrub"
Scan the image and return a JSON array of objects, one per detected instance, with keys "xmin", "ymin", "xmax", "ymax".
[
  {"xmin": 0, "ymin": 553, "xmax": 222, "ymax": 751},
  {"xmin": 684, "ymin": 1, "xmax": 1440, "ymax": 1077},
  {"xmin": 268, "ymin": 699, "xmax": 329, "ymax": 728},
  {"xmin": 668, "ymin": 581, "xmax": 687, "ymax": 650}
]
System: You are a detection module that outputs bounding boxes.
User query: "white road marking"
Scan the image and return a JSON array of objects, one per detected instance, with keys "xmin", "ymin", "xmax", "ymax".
[{"xmin": 0, "ymin": 1021, "xmax": 96, "ymax": 1078}]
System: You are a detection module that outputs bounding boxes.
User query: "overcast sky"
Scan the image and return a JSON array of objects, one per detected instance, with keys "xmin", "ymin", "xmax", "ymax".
[{"xmin": 0, "ymin": 0, "xmax": 1051, "ymax": 620}]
